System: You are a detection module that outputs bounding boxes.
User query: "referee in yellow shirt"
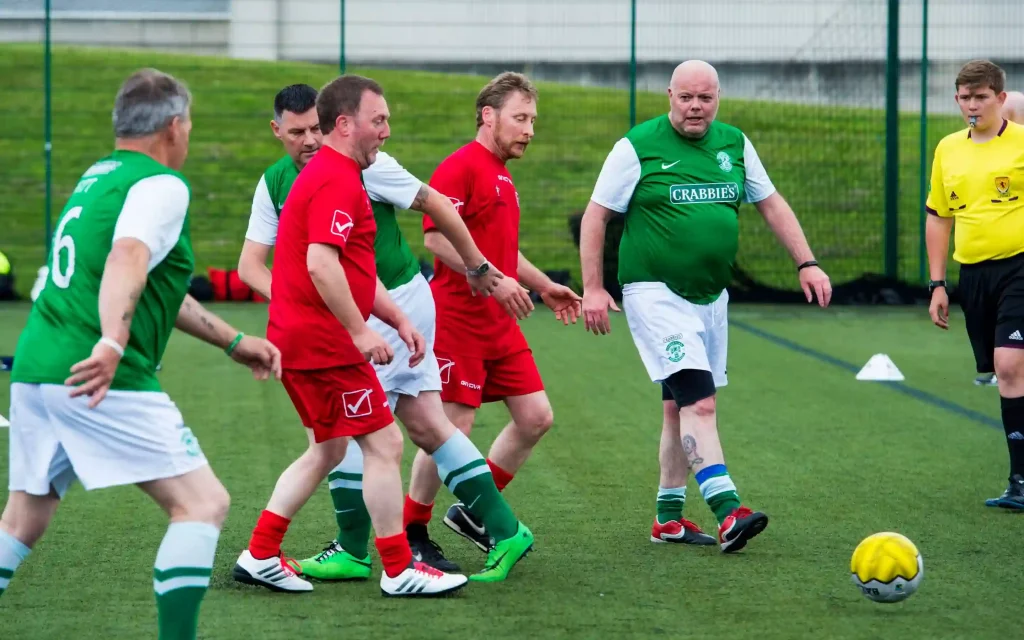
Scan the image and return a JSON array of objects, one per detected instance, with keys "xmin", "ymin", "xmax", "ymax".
[
  {"xmin": 926, "ymin": 60, "xmax": 1024, "ymax": 510},
  {"xmin": 971, "ymin": 91, "xmax": 1024, "ymax": 387}
]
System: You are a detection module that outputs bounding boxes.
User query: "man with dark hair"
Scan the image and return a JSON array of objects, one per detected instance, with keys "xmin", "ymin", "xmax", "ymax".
[
  {"xmin": 274, "ymin": 83, "xmax": 319, "ymax": 122},
  {"xmin": 926, "ymin": 59, "xmax": 1024, "ymax": 509},
  {"xmin": 400, "ymin": 71, "xmax": 581, "ymax": 573},
  {"xmin": 1, "ymin": 68, "xmax": 283, "ymax": 639},
  {"xmin": 238, "ymin": 84, "xmax": 322, "ymax": 295},
  {"xmin": 972, "ymin": 89, "xmax": 1022, "ymax": 388}
]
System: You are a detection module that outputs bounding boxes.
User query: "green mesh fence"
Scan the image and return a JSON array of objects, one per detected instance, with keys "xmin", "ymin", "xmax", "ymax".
[{"xmin": 1, "ymin": 0, "xmax": 1021, "ymax": 300}]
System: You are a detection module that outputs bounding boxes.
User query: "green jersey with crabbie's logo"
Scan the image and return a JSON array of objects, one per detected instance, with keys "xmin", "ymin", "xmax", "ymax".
[
  {"xmin": 593, "ymin": 113, "xmax": 774, "ymax": 303},
  {"xmin": 610, "ymin": 116, "xmax": 762, "ymax": 304}
]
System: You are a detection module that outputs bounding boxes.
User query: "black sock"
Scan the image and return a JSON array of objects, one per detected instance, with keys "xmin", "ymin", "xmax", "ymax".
[{"xmin": 1000, "ymin": 395, "xmax": 1024, "ymax": 478}]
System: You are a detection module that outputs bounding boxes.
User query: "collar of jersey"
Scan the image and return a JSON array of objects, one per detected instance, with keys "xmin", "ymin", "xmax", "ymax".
[
  {"xmin": 967, "ymin": 118, "xmax": 1008, "ymax": 139},
  {"xmin": 320, "ymin": 144, "xmax": 362, "ymax": 172}
]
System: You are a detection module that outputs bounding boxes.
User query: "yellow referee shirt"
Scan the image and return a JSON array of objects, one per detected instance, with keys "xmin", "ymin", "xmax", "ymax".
[{"xmin": 926, "ymin": 119, "xmax": 1024, "ymax": 265}]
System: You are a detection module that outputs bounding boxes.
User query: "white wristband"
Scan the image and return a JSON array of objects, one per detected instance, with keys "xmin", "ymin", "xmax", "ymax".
[{"xmin": 99, "ymin": 336, "xmax": 125, "ymax": 357}]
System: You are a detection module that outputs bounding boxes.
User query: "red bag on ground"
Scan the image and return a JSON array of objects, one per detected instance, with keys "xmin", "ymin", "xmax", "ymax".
[{"xmin": 207, "ymin": 267, "xmax": 267, "ymax": 303}]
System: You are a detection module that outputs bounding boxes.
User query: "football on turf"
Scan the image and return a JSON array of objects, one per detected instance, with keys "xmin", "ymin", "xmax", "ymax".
[{"xmin": 850, "ymin": 532, "xmax": 923, "ymax": 603}]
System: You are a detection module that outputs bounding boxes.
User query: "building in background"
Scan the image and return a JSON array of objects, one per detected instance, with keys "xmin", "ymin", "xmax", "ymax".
[
  {"xmin": 0, "ymin": 0, "xmax": 230, "ymax": 56},
  {"xmin": 1, "ymin": 0, "xmax": 1021, "ymax": 113}
]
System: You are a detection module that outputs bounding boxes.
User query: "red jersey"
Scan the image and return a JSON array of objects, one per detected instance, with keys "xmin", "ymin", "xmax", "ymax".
[
  {"xmin": 425, "ymin": 141, "xmax": 529, "ymax": 360},
  {"xmin": 268, "ymin": 145, "xmax": 378, "ymax": 369}
]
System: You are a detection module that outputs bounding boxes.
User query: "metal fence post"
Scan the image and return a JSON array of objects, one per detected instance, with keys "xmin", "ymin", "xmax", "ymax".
[
  {"xmin": 339, "ymin": 0, "xmax": 346, "ymax": 74},
  {"xmin": 884, "ymin": 0, "xmax": 899, "ymax": 279},
  {"xmin": 629, "ymin": 0, "xmax": 637, "ymax": 128},
  {"xmin": 43, "ymin": 0, "xmax": 53, "ymax": 259},
  {"xmin": 918, "ymin": 0, "xmax": 929, "ymax": 284}
]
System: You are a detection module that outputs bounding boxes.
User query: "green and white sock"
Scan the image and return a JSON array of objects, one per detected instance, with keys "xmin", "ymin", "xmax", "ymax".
[
  {"xmin": 328, "ymin": 441, "xmax": 370, "ymax": 559},
  {"xmin": 656, "ymin": 486, "xmax": 686, "ymax": 524},
  {"xmin": 433, "ymin": 431, "xmax": 519, "ymax": 541},
  {"xmin": 0, "ymin": 529, "xmax": 31, "ymax": 599},
  {"xmin": 153, "ymin": 521, "xmax": 219, "ymax": 640},
  {"xmin": 695, "ymin": 464, "xmax": 741, "ymax": 525}
]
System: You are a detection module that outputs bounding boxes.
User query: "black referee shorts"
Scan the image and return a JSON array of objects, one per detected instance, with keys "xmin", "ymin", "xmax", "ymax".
[{"xmin": 958, "ymin": 252, "xmax": 1024, "ymax": 373}]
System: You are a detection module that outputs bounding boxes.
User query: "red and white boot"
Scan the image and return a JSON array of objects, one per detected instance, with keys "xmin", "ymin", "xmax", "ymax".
[
  {"xmin": 718, "ymin": 506, "xmax": 769, "ymax": 553},
  {"xmin": 651, "ymin": 517, "xmax": 717, "ymax": 545}
]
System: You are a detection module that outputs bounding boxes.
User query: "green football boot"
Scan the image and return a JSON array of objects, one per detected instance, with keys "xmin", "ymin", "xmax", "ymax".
[
  {"xmin": 469, "ymin": 522, "xmax": 534, "ymax": 583},
  {"xmin": 298, "ymin": 541, "xmax": 371, "ymax": 581}
]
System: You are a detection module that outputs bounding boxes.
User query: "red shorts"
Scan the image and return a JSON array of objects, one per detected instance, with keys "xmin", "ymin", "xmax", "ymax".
[
  {"xmin": 435, "ymin": 348, "xmax": 545, "ymax": 408},
  {"xmin": 281, "ymin": 363, "xmax": 394, "ymax": 443}
]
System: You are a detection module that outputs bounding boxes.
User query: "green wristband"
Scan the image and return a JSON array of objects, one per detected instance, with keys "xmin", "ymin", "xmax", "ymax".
[{"xmin": 225, "ymin": 332, "xmax": 244, "ymax": 356}]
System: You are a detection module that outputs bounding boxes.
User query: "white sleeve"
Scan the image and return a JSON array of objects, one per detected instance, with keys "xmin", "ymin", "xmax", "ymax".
[
  {"xmin": 112, "ymin": 174, "xmax": 190, "ymax": 272},
  {"xmin": 362, "ymin": 151, "xmax": 423, "ymax": 209},
  {"xmin": 742, "ymin": 135, "xmax": 776, "ymax": 203},
  {"xmin": 245, "ymin": 174, "xmax": 279, "ymax": 245},
  {"xmin": 590, "ymin": 138, "xmax": 642, "ymax": 213}
]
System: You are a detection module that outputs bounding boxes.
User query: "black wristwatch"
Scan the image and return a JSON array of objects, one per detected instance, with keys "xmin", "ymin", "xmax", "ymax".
[
  {"xmin": 797, "ymin": 260, "xmax": 818, "ymax": 271},
  {"xmin": 928, "ymin": 280, "xmax": 946, "ymax": 294},
  {"xmin": 467, "ymin": 260, "xmax": 490, "ymax": 277}
]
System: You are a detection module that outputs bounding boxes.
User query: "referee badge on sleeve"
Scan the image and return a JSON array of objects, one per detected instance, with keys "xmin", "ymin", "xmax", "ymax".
[{"xmin": 995, "ymin": 176, "xmax": 1010, "ymax": 196}]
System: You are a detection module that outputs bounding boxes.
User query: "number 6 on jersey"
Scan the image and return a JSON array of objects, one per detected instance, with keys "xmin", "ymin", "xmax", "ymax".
[{"xmin": 51, "ymin": 205, "xmax": 83, "ymax": 289}]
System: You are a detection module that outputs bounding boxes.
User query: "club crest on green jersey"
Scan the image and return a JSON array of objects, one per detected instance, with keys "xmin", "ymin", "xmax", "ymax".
[
  {"xmin": 669, "ymin": 183, "xmax": 739, "ymax": 204},
  {"xmin": 716, "ymin": 151, "xmax": 733, "ymax": 172}
]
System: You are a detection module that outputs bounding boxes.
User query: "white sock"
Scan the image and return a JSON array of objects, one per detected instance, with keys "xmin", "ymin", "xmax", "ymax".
[
  {"xmin": 153, "ymin": 521, "xmax": 220, "ymax": 596},
  {"xmin": 331, "ymin": 439, "xmax": 365, "ymax": 476},
  {"xmin": 0, "ymin": 529, "xmax": 31, "ymax": 596}
]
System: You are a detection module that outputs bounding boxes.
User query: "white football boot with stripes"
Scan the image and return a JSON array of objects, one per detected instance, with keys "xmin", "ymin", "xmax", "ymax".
[
  {"xmin": 380, "ymin": 561, "xmax": 468, "ymax": 597},
  {"xmin": 232, "ymin": 550, "xmax": 313, "ymax": 593}
]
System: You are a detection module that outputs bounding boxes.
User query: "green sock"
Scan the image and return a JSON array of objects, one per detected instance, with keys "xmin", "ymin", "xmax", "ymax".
[
  {"xmin": 328, "ymin": 442, "xmax": 371, "ymax": 559},
  {"xmin": 433, "ymin": 431, "xmax": 519, "ymax": 541},
  {"xmin": 0, "ymin": 529, "xmax": 31, "ymax": 599},
  {"xmin": 153, "ymin": 522, "xmax": 219, "ymax": 640},
  {"xmin": 696, "ymin": 464, "xmax": 741, "ymax": 525},
  {"xmin": 656, "ymin": 486, "xmax": 686, "ymax": 524},
  {"xmin": 707, "ymin": 490, "xmax": 741, "ymax": 524},
  {"xmin": 157, "ymin": 587, "xmax": 208, "ymax": 640}
]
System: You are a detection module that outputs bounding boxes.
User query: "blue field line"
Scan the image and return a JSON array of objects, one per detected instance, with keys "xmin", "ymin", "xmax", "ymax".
[{"xmin": 731, "ymin": 319, "xmax": 1002, "ymax": 430}]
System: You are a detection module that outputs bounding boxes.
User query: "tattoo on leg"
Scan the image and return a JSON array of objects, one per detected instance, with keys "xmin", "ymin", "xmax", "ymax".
[{"xmin": 682, "ymin": 435, "xmax": 704, "ymax": 466}]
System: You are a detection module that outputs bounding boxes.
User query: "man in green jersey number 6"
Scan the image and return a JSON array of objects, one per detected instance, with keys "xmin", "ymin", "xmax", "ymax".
[
  {"xmin": 1, "ymin": 69, "xmax": 282, "ymax": 640},
  {"xmin": 580, "ymin": 60, "xmax": 831, "ymax": 553}
]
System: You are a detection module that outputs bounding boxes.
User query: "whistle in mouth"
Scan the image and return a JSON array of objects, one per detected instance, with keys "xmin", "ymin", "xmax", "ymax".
[{"xmin": 969, "ymin": 115, "xmax": 979, "ymax": 127}]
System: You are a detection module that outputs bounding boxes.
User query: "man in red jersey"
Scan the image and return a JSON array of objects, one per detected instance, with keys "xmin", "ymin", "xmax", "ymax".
[
  {"xmin": 401, "ymin": 72, "xmax": 582, "ymax": 564},
  {"xmin": 231, "ymin": 75, "xmax": 467, "ymax": 597}
]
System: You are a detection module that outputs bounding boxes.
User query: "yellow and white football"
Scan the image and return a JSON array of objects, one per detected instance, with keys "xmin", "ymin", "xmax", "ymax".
[{"xmin": 850, "ymin": 532, "xmax": 923, "ymax": 603}]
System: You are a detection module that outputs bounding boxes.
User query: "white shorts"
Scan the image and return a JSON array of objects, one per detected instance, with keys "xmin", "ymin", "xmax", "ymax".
[
  {"xmin": 366, "ymin": 272, "xmax": 442, "ymax": 411},
  {"xmin": 7, "ymin": 382, "xmax": 208, "ymax": 498},
  {"xmin": 622, "ymin": 282, "xmax": 729, "ymax": 387}
]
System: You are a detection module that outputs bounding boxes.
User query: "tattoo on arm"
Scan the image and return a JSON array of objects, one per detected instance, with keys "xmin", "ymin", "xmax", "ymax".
[
  {"xmin": 409, "ymin": 184, "xmax": 429, "ymax": 212},
  {"xmin": 682, "ymin": 435, "xmax": 704, "ymax": 466},
  {"xmin": 197, "ymin": 304, "xmax": 216, "ymax": 333},
  {"xmin": 120, "ymin": 284, "xmax": 144, "ymax": 325},
  {"xmin": 182, "ymin": 297, "xmax": 217, "ymax": 334}
]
